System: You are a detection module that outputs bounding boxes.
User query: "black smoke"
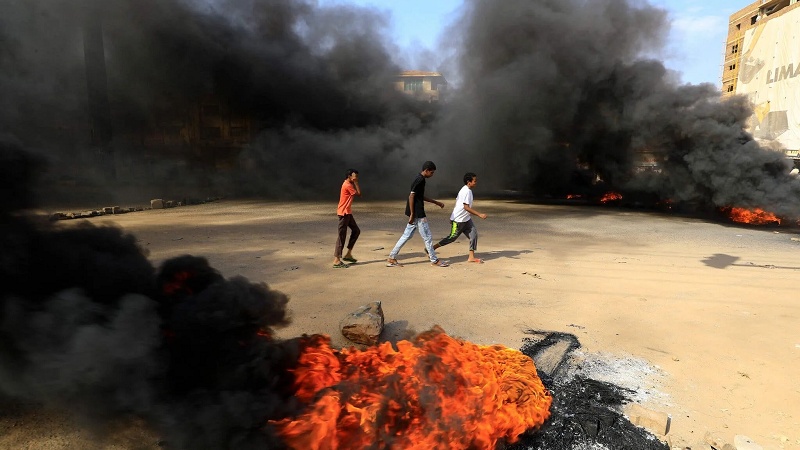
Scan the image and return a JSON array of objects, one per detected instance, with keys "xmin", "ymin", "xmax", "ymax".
[
  {"xmin": 2, "ymin": 0, "xmax": 800, "ymax": 213},
  {"xmin": 0, "ymin": 0, "xmax": 430, "ymax": 202},
  {"xmin": 0, "ymin": 137, "xmax": 305, "ymax": 448},
  {"xmin": 438, "ymin": 0, "xmax": 800, "ymax": 216}
]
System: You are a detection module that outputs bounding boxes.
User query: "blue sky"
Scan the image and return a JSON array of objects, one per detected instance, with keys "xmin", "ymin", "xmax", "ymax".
[{"xmin": 320, "ymin": 0, "xmax": 738, "ymax": 87}]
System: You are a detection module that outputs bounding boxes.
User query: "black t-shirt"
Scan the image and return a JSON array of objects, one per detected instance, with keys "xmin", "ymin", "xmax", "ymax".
[{"xmin": 405, "ymin": 174, "xmax": 426, "ymax": 218}]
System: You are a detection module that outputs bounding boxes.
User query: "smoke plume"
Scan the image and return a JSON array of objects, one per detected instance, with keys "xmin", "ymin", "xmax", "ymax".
[
  {"xmin": 1, "ymin": 0, "xmax": 799, "ymax": 212},
  {"xmin": 0, "ymin": 136, "xmax": 306, "ymax": 448},
  {"xmin": 0, "ymin": 0, "xmax": 429, "ymax": 201},
  {"xmin": 438, "ymin": 0, "xmax": 800, "ymax": 216}
]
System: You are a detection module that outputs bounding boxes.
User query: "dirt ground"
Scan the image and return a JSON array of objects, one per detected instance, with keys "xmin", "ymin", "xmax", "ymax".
[{"xmin": 3, "ymin": 199, "xmax": 799, "ymax": 449}]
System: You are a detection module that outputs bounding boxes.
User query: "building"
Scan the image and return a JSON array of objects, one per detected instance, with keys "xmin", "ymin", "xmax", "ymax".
[
  {"xmin": 394, "ymin": 71, "xmax": 447, "ymax": 103},
  {"xmin": 130, "ymin": 94, "xmax": 252, "ymax": 169},
  {"xmin": 722, "ymin": 0, "xmax": 800, "ymax": 162}
]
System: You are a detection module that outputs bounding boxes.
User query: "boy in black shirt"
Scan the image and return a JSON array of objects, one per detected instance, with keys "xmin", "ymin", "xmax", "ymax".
[{"xmin": 387, "ymin": 161, "xmax": 449, "ymax": 267}]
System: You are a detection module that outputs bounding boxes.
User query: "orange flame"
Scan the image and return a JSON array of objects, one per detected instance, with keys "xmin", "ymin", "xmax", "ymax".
[
  {"xmin": 725, "ymin": 207, "xmax": 781, "ymax": 225},
  {"xmin": 600, "ymin": 192, "xmax": 622, "ymax": 203},
  {"xmin": 271, "ymin": 328, "xmax": 552, "ymax": 449},
  {"xmin": 566, "ymin": 194, "xmax": 582, "ymax": 199}
]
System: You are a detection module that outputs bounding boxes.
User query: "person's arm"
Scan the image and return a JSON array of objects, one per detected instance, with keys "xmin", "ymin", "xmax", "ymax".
[
  {"xmin": 408, "ymin": 192, "xmax": 416, "ymax": 223},
  {"xmin": 351, "ymin": 179, "xmax": 361, "ymax": 196},
  {"xmin": 464, "ymin": 204, "xmax": 487, "ymax": 219},
  {"xmin": 423, "ymin": 196, "xmax": 444, "ymax": 209}
]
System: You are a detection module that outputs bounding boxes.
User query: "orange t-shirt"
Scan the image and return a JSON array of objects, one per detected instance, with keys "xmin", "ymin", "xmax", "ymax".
[{"xmin": 337, "ymin": 180, "xmax": 357, "ymax": 216}]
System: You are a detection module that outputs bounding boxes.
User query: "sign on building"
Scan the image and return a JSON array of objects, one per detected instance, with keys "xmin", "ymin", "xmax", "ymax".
[{"xmin": 736, "ymin": 7, "xmax": 800, "ymax": 154}]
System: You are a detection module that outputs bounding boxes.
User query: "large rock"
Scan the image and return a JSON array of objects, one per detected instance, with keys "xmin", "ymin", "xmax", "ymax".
[{"xmin": 340, "ymin": 301, "xmax": 384, "ymax": 345}]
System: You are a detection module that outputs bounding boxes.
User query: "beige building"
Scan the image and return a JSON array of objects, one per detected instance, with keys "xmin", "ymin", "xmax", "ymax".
[
  {"xmin": 722, "ymin": 0, "xmax": 800, "ymax": 96},
  {"xmin": 722, "ymin": 0, "xmax": 800, "ymax": 162},
  {"xmin": 394, "ymin": 71, "xmax": 447, "ymax": 103}
]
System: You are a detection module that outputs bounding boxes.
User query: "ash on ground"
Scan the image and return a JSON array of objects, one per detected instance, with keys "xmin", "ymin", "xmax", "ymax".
[{"xmin": 509, "ymin": 332, "xmax": 669, "ymax": 450}]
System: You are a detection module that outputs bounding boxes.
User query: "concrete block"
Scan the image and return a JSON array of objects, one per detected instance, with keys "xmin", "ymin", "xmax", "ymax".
[
  {"xmin": 151, "ymin": 199, "xmax": 164, "ymax": 209},
  {"xmin": 624, "ymin": 403, "xmax": 671, "ymax": 436}
]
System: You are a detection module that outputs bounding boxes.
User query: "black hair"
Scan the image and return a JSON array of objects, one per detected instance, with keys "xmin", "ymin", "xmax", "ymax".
[
  {"xmin": 463, "ymin": 172, "xmax": 477, "ymax": 185},
  {"xmin": 422, "ymin": 161, "xmax": 437, "ymax": 171},
  {"xmin": 345, "ymin": 169, "xmax": 358, "ymax": 178}
]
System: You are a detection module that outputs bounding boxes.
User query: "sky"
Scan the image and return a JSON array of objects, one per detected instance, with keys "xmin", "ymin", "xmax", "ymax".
[{"xmin": 320, "ymin": 0, "xmax": 737, "ymax": 87}]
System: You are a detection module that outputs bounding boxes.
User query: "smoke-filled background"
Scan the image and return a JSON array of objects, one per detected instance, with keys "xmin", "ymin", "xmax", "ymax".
[
  {"xmin": 2, "ymin": 0, "xmax": 800, "ymax": 447},
  {"xmin": 1, "ymin": 134, "xmax": 311, "ymax": 447},
  {"xmin": 2, "ymin": 0, "xmax": 800, "ymax": 215},
  {"xmin": 435, "ymin": 0, "xmax": 800, "ymax": 217}
]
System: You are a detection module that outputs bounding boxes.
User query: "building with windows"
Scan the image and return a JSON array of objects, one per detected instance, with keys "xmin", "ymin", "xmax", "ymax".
[
  {"xmin": 394, "ymin": 71, "xmax": 447, "ymax": 103},
  {"xmin": 722, "ymin": 0, "xmax": 800, "ymax": 162},
  {"xmin": 131, "ymin": 94, "xmax": 252, "ymax": 169}
]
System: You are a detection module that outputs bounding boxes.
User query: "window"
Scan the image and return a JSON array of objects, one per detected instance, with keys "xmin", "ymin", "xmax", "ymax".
[
  {"xmin": 736, "ymin": 23, "xmax": 741, "ymax": 30},
  {"xmin": 727, "ymin": 85, "xmax": 735, "ymax": 92},
  {"xmin": 729, "ymin": 64, "xmax": 736, "ymax": 70},
  {"xmin": 764, "ymin": 0, "xmax": 791, "ymax": 16},
  {"xmin": 404, "ymin": 79, "xmax": 423, "ymax": 92},
  {"xmin": 751, "ymin": 15, "xmax": 758, "ymax": 25},
  {"xmin": 732, "ymin": 44, "xmax": 739, "ymax": 54}
]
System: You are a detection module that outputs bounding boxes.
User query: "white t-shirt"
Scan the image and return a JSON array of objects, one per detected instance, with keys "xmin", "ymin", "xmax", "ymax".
[{"xmin": 450, "ymin": 185, "xmax": 474, "ymax": 222}]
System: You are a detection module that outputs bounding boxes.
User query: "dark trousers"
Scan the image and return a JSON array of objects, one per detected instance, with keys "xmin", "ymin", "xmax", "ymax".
[
  {"xmin": 334, "ymin": 214, "xmax": 360, "ymax": 257},
  {"xmin": 437, "ymin": 219, "xmax": 478, "ymax": 251}
]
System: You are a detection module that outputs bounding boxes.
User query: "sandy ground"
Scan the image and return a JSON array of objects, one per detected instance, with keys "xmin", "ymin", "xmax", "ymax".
[{"xmin": 3, "ymin": 199, "xmax": 799, "ymax": 449}]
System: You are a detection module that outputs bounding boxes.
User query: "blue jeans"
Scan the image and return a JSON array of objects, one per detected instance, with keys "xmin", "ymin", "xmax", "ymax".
[{"xmin": 389, "ymin": 217, "xmax": 438, "ymax": 262}]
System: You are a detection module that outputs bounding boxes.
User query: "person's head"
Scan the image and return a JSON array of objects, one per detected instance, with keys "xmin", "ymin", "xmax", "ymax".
[
  {"xmin": 345, "ymin": 169, "xmax": 359, "ymax": 181},
  {"xmin": 464, "ymin": 172, "xmax": 477, "ymax": 187},
  {"xmin": 421, "ymin": 161, "xmax": 437, "ymax": 178}
]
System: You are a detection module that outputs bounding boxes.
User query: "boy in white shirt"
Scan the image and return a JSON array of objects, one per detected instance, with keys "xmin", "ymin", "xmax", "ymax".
[{"xmin": 430, "ymin": 172, "xmax": 488, "ymax": 263}]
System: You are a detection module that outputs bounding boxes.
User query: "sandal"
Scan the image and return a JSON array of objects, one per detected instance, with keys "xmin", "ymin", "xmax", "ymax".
[
  {"xmin": 467, "ymin": 259, "xmax": 484, "ymax": 264},
  {"xmin": 342, "ymin": 256, "xmax": 358, "ymax": 263},
  {"xmin": 386, "ymin": 260, "xmax": 402, "ymax": 267},
  {"xmin": 332, "ymin": 262, "xmax": 350, "ymax": 268},
  {"xmin": 431, "ymin": 259, "xmax": 450, "ymax": 268}
]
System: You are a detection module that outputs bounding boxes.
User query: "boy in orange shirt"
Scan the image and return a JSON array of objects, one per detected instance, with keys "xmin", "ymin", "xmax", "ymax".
[{"xmin": 333, "ymin": 169, "xmax": 362, "ymax": 268}]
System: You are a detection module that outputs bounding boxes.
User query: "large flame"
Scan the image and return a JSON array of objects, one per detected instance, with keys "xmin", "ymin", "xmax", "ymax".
[
  {"xmin": 271, "ymin": 328, "xmax": 552, "ymax": 449},
  {"xmin": 724, "ymin": 207, "xmax": 781, "ymax": 225}
]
